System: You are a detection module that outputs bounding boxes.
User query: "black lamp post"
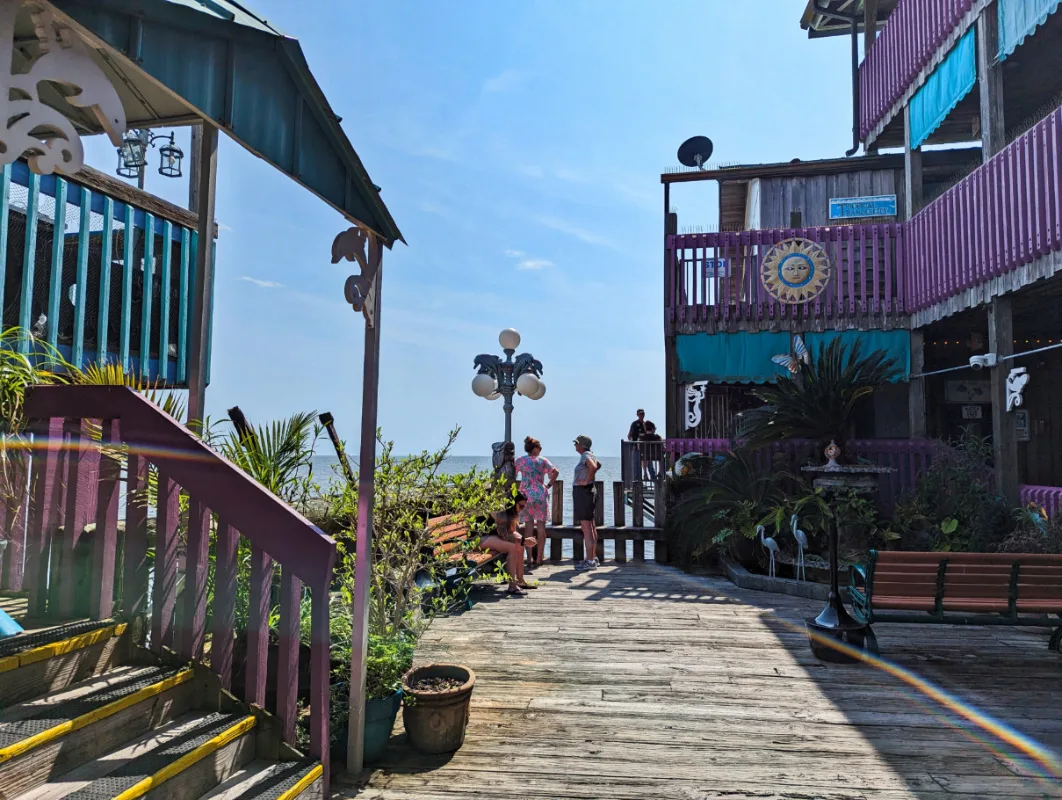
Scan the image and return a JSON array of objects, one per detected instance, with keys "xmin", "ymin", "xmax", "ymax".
[
  {"xmin": 471, "ymin": 328, "xmax": 545, "ymax": 444},
  {"xmin": 117, "ymin": 130, "xmax": 184, "ymax": 190}
]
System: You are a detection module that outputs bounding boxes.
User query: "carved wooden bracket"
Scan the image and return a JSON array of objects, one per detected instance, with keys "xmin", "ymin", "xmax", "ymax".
[
  {"xmin": 0, "ymin": 2, "xmax": 128, "ymax": 175},
  {"xmin": 331, "ymin": 224, "xmax": 383, "ymax": 327}
]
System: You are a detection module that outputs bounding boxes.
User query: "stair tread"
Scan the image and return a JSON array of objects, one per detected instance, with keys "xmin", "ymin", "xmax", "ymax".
[
  {"xmin": 0, "ymin": 665, "xmax": 188, "ymax": 751},
  {"xmin": 60, "ymin": 711, "xmax": 253, "ymax": 800},
  {"xmin": 17, "ymin": 713, "xmax": 210, "ymax": 800},
  {"xmin": 0, "ymin": 665, "xmax": 146, "ymax": 723},
  {"xmin": 199, "ymin": 758, "xmax": 322, "ymax": 800},
  {"xmin": 0, "ymin": 619, "xmax": 112, "ymax": 660}
]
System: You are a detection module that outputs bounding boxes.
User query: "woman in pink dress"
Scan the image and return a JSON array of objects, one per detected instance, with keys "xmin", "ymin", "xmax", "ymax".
[{"xmin": 515, "ymin": 436, "xmax": 559, "ymax": 567}]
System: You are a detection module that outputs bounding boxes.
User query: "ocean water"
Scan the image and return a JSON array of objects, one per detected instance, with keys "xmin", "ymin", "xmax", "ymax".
[{"xmin": 309, "ymin": 454, "xmax": 627, "ymax": 526}]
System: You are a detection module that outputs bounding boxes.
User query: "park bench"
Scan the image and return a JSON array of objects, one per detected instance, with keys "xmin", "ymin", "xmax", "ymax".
[
  {"xmin": 417, "ymin": 515, "xmax": 505, "ymax": 604},
  {"xmin": 850, "ymin": 550, "xmax": 1062, "ymax": 651}
]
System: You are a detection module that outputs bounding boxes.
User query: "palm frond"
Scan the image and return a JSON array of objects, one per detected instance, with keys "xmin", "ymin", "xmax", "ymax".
[{"xmin": 76, "ymin": 361, "xmax": 187, "ymax": 421}]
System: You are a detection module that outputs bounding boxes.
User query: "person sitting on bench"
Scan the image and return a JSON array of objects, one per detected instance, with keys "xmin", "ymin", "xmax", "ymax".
[{"xmin": 482, "ymin": 493, "xmax": 538, "ymax": 596}]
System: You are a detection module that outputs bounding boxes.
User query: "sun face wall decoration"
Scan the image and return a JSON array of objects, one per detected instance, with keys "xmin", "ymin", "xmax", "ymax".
[{"xmin": 760, "ymin": 238, "xmax": 832, "ymax": 304}]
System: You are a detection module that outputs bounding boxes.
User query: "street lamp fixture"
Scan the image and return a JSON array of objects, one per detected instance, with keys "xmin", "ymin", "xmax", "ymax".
[
  {"xmin": 116, "ymin": 129, "xmax": 185, "ymax": 188},
  {"xmin": 472, "ymin": 328, "xmax": 545, "ymax": 443}
]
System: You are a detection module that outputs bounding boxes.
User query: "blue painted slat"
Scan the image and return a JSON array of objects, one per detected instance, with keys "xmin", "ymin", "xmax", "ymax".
[
  {"xmin": 159, "ymin": 221, "xmax": 173, "ymax": 384},
  {"xmin": 98, "ymin": 197, "xmax": 114, "ymax": 363},
  {"xmin": 120, "ymin": 203, "xmax": 134, "ymax": 370},
  {"xmin": 140, "ymin": 213, "xmax": 155, "ymax": 378},
  {"xmin": 72, "ymin": 187, "xmax": 91, "ymax": 369},
  {"xmin": 46, "ymin": 177, "xmax": 67, "ymax": 348},
  {"xmin": 18, "ymin": 173, "xmax": 40, "ymax": 352},
  {"xmin": 177, "ymin": 228, "xmax": 191, "ymax": 384},
  {"xmin": 0, "ymin": 165, "xmax": 10, "ymax": 328}
]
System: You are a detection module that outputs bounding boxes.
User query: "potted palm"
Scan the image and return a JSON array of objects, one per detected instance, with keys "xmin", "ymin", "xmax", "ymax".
[{"xmin": 739, "ymin": 338, "xmax": 900, "ymax": 461}]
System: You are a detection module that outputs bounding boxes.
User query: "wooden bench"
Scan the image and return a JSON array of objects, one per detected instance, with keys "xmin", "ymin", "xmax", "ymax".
[
  {"xmin": 850, "ymin": 550, "xmax": 1062, "ymax": 651},
  {"xmin": 420, "ymin": 515, "xmax": 504, "ymax": 600}
]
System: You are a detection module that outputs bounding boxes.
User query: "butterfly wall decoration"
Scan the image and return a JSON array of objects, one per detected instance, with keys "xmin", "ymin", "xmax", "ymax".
[{"xmin": 771, "ymin": 336, "xmax": 810, "ymax": 375}]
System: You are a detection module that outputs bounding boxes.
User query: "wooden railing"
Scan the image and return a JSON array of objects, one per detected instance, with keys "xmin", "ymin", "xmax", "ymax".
[
  {"xmin": 858, "ymin": 0, "xmax": 976, "ymax": 140},
  {"xmin": 667, "ymin": 225, "xmax": 906, "ymax": 332},
  {"xmin": 13, "ymin": 386, "xmax": 336, "ymax": 783},
  {"xmin": 906, "ymin": 107, "xmax": 1062, "ymax": 312},
  {"xmin": 544, "ymin": 480, "xmax": 667, "ymax": 563},
  {"xmin": 1021, "ymin": 485, "xmax": 1062, "ymax": 518},
  {"xmin": 665, "ymin": 437, "xmax": 945, "ymax": 509}
]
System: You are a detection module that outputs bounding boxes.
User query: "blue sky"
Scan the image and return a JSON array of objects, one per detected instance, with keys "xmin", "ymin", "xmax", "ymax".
[{"xmin": 82, "ymin": 0, "xmax": 856, "ymax": 457}]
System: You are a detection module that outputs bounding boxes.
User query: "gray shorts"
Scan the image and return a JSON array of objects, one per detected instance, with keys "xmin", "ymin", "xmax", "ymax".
[{"xmin": 573, "ymin": 484, "xmax": 597, "ymax": 522}]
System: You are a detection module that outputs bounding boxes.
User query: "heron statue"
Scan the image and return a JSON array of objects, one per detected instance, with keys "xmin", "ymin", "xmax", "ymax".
[
  {"xmin": 791, "ymin": 514, "xmax": 809, "ymax": 581},
  {"xmin": 758, "ymin": 524, "xmax": 779, "ymax": 578}
]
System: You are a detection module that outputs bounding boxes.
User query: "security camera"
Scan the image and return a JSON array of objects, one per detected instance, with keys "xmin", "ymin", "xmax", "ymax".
[{"xmin": 969, "ymin": 353, "xmax": 998, "ymax": 370}]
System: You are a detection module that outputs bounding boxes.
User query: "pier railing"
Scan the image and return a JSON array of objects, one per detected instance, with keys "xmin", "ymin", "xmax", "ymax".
[
  {"xmin": 544, "ymin": 480, "xmax": 667, "ymax": 563},
  {"xmin": 858, "ymin": 0, "xmax": 976, "ymax": 140},
  {"xmin": 667, "ymin": 225, "xmax": 906, "ymax": 333},
  {"xmin": 15, "ymin": 385, "xmax": 335, "ymax": 781}
]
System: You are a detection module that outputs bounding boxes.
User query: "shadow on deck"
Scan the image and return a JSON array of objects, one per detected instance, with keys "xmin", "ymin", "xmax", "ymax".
[{"xmin": 337, "ymin": 563, "xmax": 1062, "ymax": 799}]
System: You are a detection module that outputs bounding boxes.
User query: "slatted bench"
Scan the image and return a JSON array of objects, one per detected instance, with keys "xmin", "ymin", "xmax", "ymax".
[
  {"xmin": 420, "ymin": 515, "xmax": 505, "ymax": 600},
  {"xmin": 850, "ymin": 550, "xmax": 1062, "ymax": 651}
]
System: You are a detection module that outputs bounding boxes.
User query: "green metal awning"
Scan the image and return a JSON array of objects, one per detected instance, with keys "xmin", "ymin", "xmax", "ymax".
[{"xmin": 45, "ymin": 0, "xmax": 403, "ymax": 246}]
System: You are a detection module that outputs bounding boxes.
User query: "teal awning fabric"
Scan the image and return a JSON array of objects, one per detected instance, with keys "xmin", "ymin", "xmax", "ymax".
[
  {"xmin": 804, "ymin": 331, "xmax": 911, "ymax": 382},
  {"xmin": 998, "ymin": 0, "xmax": 1062, "ymax": 61},
  {"xmin": 909, "ymin": 28, "xmax": 977, "ymax": 148},
  {"xmin": 676, "ymin": 332, "xmax": 790, "ymax": 383}
]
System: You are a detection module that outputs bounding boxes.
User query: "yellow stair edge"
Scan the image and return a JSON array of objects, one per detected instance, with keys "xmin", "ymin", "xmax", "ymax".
[
  {"xmin": 277, "ymin": 763, "xmax": 325, "ymax": 800},
  {"xmin": 0, "ymin": 666, "xmax": 191, "ymax": 764},
  {"xmin": 112, "ymin": 715, "xmax": 257, "ymax": 800},
  {"xmin": 0, "ymin": 622, "xmax": 128, "ymax": 674}
]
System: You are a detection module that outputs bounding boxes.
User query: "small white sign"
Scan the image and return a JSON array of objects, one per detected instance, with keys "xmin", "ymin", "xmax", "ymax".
[
  {"xmin": 961, "ymin": 405, "xmax": 983, "ymax": 420},
  {"xmin": 1015, "ymin": 410, "xmax": 1031, "ymax": 442}
]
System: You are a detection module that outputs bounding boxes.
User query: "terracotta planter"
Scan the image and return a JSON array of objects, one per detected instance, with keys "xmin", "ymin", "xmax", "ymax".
[{"xmin": 402, "ymin": 664, "xmax": 475, "ymax": 754}]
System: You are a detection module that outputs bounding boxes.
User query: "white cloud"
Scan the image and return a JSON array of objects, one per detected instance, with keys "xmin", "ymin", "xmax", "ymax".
[
  {"xmin": 504, "ymin": 249, "xmax": 527, "ymax": 258},
  {"xmin": 482, "ymin": 69, "xmax": 528, "ymax": 94},
  {"xmin": 516, "ymin": 258, "xmax": 553, "ymax": 271},
  {"xmin": 535, "ymin": 215, "xmax": 618, "ymax": 249},
  {"xmin": 239, "ymin": 276, "xmax": 285, "ymax": 289}
]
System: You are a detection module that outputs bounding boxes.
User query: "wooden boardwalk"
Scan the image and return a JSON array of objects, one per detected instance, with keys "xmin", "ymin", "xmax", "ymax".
[{"xmin": 341, "ymin": 563, "xmax": 1062, "ymax": 800}]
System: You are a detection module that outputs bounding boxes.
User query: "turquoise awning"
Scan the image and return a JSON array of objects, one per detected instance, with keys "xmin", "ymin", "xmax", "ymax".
[
  {"xmin": 998, "ymin": 0, "xmax": 1062, "ymax": 62},
  {"xmin": 909, "ymin": 28, "xmax": 977, "ymax": 148},
  {"xmin": 804, "ymin": 331, "xmax": 910, "ymax": 382},
  {"xmin": 676, "ymin": 332, "xmax": 790, "ymax": 384},
  {"xmin": 50, "ymin": 0, "xmax": 402, "ymax": 246}
]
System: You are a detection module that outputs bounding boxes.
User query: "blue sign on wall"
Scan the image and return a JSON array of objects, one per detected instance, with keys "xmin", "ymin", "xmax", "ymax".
[{"xmin": 828, "ymin": 194, "xmax": 898, "ymax": 220}]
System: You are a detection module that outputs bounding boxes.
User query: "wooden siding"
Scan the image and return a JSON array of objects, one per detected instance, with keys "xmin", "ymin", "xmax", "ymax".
[{"xmin": 756, "ymin": 169, "xmax": 904, "ymax": 229}]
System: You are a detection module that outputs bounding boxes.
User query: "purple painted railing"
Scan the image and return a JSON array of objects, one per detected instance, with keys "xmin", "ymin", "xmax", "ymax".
[
  {"xmin": 667, "ymin": 225, "xmax": 906, "ymax": 332},
  {"xmin": 906, "ymin": 107, "xmax": 1062, "ymax": 311},
  {"xmin": 12, "ymin": 386, "xmax": 336, "ymax": 787},
  {"xmin": 667, "ymin": 437, "xmax": 944, "ymax": 509},
  {"xmin": 859, "ymin": 0, "xmax": 975, "ymax": 140},
  {"xmin": 1021, "ymin": 485, "xmax": 1062, "ymax": 517}
]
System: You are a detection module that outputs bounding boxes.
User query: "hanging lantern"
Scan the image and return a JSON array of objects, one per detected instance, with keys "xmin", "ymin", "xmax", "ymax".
[{"xmin": 158, "ymin": 133, "xmax": 183, "ymax": 178}]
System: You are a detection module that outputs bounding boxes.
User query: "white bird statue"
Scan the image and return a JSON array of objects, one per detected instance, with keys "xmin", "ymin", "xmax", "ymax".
[
  {"xmin": 791, "ymin": 514, "xmax": 809, "ymax": 582},
  {"xmin": 758, "ymin": 524, "xmax": 779, "ymax": 578}
]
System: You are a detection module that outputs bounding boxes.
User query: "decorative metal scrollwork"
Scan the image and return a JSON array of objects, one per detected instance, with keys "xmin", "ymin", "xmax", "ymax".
[
  {"xmin": 332, "ymin": 224, "xmax": 383, "ymax": 326},
  {"xmin": 760, "ymin": 238, "xmax": 831, "ymax": 304},
  {"xmin": 1006, "ymin": 367, "xmax": 1029, "ymax": 412},
  {"xmin": 685, "ymin": 381, "xmax": 708, "ymax": 430},
  {"xmin": 0, "ymin": 3, "xmax": 128, "ymax": 175}
]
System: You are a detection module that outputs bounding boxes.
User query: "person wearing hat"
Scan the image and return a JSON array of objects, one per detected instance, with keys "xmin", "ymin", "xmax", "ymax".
[{"xmin": 572, "ymin": 435, "xmax": 601, "ymax": 570}]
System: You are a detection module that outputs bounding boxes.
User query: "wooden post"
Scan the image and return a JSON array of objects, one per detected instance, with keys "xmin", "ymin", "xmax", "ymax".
[
  {"xmin": 613, "ymin": 482, "xmax": 626, "ymax": 528},
  {"xmin": 632, "ymin": 482, "xmax": 644, "ymax": 528},
  {"xmin": 863, "ymin": 0, "xmax": 879, "ymax": 56},
  {"xmin": 186, "ymin": 124, "xmax": 218, "ymax": 427},
  {"xmin": 989, "ymin": 298, "xmax": 1019, "ymax": 504},
  {"xmin": 909, "ymin": 330, "xmax": 927, "ymax": 437},
  {"xmin": 550, "ymin": 481, "xmax": 562, "ymax": 561},
  {"xmin": 977, "ymin": 6, "xmax": 1004, "ymax": 161},
  {"xmin": 654, "ymin": 480, "xmax": 668, "ymax": 563},
  {"xmin": 593, "ymin": 480, "xmax": 605, "ymax": 562},
  {"xmin": 904, "ymin": 104, "xmax": 923, "ymax": 219}
]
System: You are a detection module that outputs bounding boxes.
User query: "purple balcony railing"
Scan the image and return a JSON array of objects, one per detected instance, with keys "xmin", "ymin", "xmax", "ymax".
[
  {"xmin": 859, "ymin": 0, "xmax": 975, "ymax": 140},
  {"xmin": 667, "ymin": 225, "xmax": 906, "ymax": 332},
  {"xmin": 906, "ymin": 107, "xmax": 1062, "ymax": 311},
  {"xmin": 1021, "ymin": 485, "xmax": 1062, "ymax": 518}
]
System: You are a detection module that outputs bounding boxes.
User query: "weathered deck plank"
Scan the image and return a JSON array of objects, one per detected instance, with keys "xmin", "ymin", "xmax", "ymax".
[{"xmin": 340, "ymin": 563, "xmax": 1062, "ymax": 799}]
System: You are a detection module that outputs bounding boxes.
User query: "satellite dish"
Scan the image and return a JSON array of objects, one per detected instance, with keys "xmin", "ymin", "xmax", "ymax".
[{"xmin": 678, "ymin": 136, "xmax": 714, "ymax": 169}]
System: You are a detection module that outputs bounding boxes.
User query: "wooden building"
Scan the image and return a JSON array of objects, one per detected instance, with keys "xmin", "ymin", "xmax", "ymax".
[{"xmin": 664, "ymin": 0, "xmax": 1062, "ymax": 508}]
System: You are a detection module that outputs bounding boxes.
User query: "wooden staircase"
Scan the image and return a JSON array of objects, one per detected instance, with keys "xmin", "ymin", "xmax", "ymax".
[{"xmin": 0, "ymin": 619, "xmax": 323, "ymax": 800}]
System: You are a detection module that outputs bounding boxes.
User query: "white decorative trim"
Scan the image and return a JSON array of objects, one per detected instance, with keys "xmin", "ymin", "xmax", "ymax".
[
  {"xmin": 685, "ymin": 381, "xmax": 708, "ymax": 430},
  {"xmin": 1006, "ymin": 367, "xmax": 1029, "ymax": 412},
  {"xmin": 0, "ymin": 2, "xmax": 127, "ymax": 175}
]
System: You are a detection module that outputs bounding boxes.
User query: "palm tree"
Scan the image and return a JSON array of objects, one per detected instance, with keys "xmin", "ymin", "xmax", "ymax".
[{"xmin": 740, "ymin": 338, "xmax": 901, "ymax": 456}]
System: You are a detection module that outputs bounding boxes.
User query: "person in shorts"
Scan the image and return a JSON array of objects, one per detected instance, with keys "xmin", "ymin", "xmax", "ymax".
[{"xmin": 572, "ymin": 435, "xmax": 601, "ymax": 570}]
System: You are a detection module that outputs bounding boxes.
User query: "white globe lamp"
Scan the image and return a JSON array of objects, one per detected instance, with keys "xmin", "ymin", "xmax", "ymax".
[
  {"xmin": 530, "ymin": 381, "xmax": 546, "ymax": 400},
  {"xmin": 515, "ymin": 372, "xmax": 540, "ymax": 397},
  {"xmin": 498, "ymin": 328, "xmax": 521, "ymax": 351},
  {"xmin": 471, "ymin": 373, "xmax": 497, "ymax": 398}
]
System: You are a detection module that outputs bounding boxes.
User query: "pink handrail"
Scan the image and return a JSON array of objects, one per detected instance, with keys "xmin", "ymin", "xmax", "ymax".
[{"xmin": 18, "ymin": 385, "xmax": 336, "ymax": 786}]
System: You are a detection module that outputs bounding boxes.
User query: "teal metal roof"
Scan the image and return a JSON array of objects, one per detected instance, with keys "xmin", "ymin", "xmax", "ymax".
[{"xmin": 49, "ymin": 0, "xmax": 403, "ymax": 246}]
